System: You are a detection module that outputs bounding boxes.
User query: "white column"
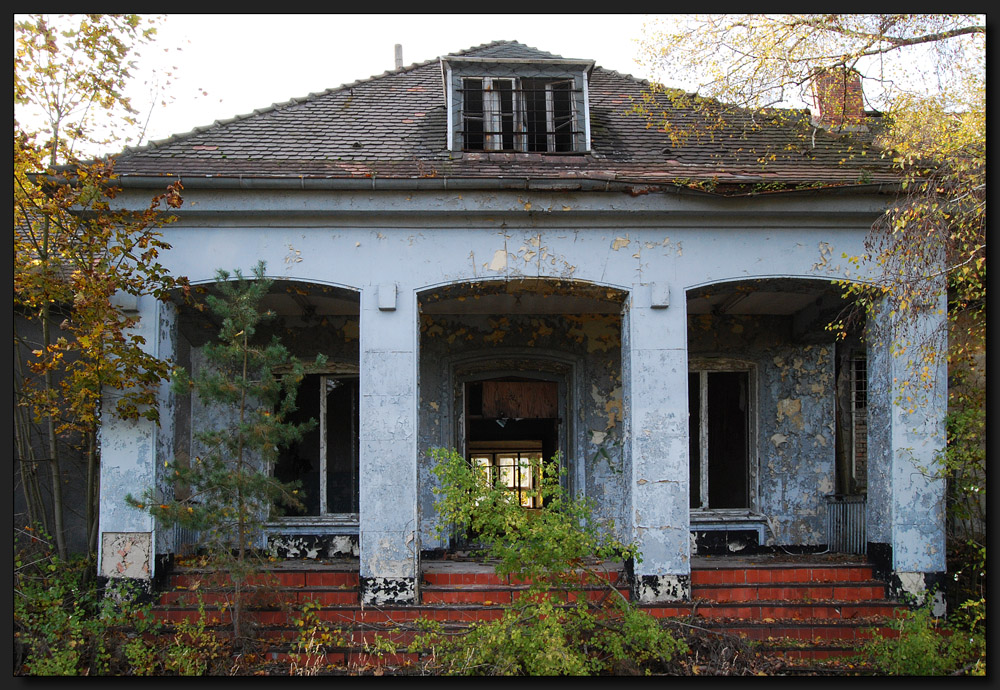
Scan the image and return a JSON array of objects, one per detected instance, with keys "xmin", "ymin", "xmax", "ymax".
[
  {"xmin": 97, "ymin": 296, "xmax": 174, "ymax": 589},
  {"xmin": 623, "ymin": 283, "xmax": 692, "ymax": 601},
  {"xmin": 866, "ymin": 292, "xmax": 947, "ymax": 612},
  {"xmin": 358, "ymin": 282, "xmax": 419, "ymax": 604}
]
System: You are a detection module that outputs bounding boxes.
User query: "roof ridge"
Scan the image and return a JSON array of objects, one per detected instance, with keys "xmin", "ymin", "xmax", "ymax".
[
  {"xmin": 443, "ymin": 39, "xmax": 563, "ymax": 59},
  {"xmin": 444, "ymin": 39, "xmax": 524, "ymax": 56}
]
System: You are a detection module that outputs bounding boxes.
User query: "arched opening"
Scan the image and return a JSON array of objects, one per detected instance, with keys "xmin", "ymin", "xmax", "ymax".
[
  {"xmin": 171, "ymin": 278, "xmax": 361, "ymax": 553},
  {"xmin": 417, "ymin": 278, "xmax": 628, "ymax": 549},
  {"xmin": 686, "ymin": 277, "xmax": 865, "ymax": 553}
]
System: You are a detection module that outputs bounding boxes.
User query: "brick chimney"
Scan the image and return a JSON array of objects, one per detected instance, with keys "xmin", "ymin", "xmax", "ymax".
[{"xmin": 810, "ymin": 68, "xmax": 867, "ymax": 131}]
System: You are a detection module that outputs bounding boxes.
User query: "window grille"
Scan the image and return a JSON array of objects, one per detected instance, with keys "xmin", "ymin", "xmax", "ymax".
[
  {"xmin": 461, "ymin": 77, "xmax": 580, "ymax": 152},
  {"xmin": 470, "ymin": 450, "xmax": 544, "ymax": 508},
  {"xmin": 826, "ymin": 494, "xmax": 867, "ymax": 554},
  {"xmin": 851, "ymin": 357, "xmax": 868, "ymax": 490}
]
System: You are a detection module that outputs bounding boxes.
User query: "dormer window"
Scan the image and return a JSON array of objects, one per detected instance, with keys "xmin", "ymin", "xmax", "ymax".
[
  {"xmin": 442, "ymin": 55, "xmax": 593, "ymax": 154},
  {"xmin": 461, "ymin": 77, "xmax": 577, "ymax": 152}
]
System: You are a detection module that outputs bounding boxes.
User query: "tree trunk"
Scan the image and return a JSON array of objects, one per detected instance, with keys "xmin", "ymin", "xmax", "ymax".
[{"xmin": 41, "ymin": 306, "xmax": 68, "ymax": 560}]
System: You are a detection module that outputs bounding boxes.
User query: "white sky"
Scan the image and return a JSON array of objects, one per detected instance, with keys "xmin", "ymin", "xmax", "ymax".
[{"xmin": 131, "ymin": 14, "xmax": 659, "ymax": 147}]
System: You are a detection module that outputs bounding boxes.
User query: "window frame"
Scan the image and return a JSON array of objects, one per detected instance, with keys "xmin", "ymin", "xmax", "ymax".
[
  {"xmin": 468, "ymin": 441, "xmax": 545, "ymax": 509},
  {"xmin": 459, "ymin": 76, "xmax": 582, "ymax": 153},
  {"xmin": 270, "ymin": 369, "xmax": 360, "ymax": 525}
]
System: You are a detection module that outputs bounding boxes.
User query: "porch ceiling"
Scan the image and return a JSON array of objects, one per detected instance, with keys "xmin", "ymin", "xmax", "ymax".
[
  {"xmin": 419, "ymin": 279, "xmax": 625, "ymax": 315},
  {"xmin": 175, "ymin": 280, "xmax": 359, "ymax": 345},
  {"xmin": 686, "ymin": 279, "xmax": 845, "ymax": 317}
]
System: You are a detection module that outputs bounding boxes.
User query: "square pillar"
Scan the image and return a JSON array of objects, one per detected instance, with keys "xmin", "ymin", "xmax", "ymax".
[
  {"xmin": 866, "ymin": 292, "xmax": 947, "ymax": 612},
  {"xmin": 623, "ymin": 283, "xmax": 691, "ymax": 601},
  {"xmin": 358, "ymin": 282, "xmax": 419, "ymax": 604},
  {"xmin": 97, "ymin": 296, "xmax": 175, "ymax": 590}
]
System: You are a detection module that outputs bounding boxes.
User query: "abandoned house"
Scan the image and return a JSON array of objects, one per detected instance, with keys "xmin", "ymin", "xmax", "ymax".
[{"xmin": 95, "ymin": 41, "xmax": 947, "ymax": 608}]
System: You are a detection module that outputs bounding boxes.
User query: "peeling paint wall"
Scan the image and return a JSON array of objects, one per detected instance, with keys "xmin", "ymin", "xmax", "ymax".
[
  {"xmin": 97, "ymin": 295, "xmax": 163, "ymax": 577},
  {"xmin": 625, "ymin": 294, "xmax": 691, "ymax": 593},
  {"xmin": 96, "ymin": 184, "xmax": 948, "ymax": 589},
  {"xmin": 417, "ymin": 309, "xmax": 625, "ymax": 548},
  {"xmin": 688, "ymin": 313, "xmax": 836, "ymax": 547},
  {"xmin": 866, "ymin": 295, "xmax": 947, "ymax": 576}
]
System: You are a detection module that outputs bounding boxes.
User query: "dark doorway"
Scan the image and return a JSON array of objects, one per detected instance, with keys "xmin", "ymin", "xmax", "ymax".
[{"xmin": 689, "ymin": 370, "xmax": 750, "ymax": 510}]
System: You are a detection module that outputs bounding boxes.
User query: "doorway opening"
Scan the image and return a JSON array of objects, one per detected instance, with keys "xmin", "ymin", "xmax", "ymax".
[
  {"xmin": 464, "ymin": 378, "xmax": 561, "ymax": 508},
  {"xmin": 688, "ymin": 368, "xmax": 753, "ymax": 511}
]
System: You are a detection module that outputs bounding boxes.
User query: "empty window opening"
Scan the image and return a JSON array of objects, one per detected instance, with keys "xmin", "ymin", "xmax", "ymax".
[
  {"xmin": 461, "ymin": 77, "xmax": 578, "ymax": 152},
  {"xmin": 689, "ymin": 370, "xmax": 751, "ymax": 510},
  {"xmin": 274, "ymin": 375, "xmax": 359, "ymax": 516}
]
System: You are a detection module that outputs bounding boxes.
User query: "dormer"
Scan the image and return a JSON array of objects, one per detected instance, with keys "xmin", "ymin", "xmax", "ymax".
[{"xmin": 440, "ymin": 53, "xmax": 595, "ymax": 154}]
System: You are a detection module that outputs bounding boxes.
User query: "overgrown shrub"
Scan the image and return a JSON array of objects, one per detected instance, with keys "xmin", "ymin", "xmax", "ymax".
[
  {"xmin": 288, "ymin": 601, "xmax": 348, "ymax": 675},
  {"xmin": 13, "ymin": 526, "xmax": 159, "ymax": 675},
  {"xmin": 14, "ymin": 525, "xmax": 245, "ymax": 676},
  {"xmin": 411, "ymin": 447, "xmax": 687, "ymax": 675},
  {"xmin": 856, "ymin": 604, "xmax": 985, "ymax": 676}
]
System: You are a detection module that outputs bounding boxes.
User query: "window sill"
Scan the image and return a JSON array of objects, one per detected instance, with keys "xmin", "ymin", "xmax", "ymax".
[
  {"xmin": 265, "ymin": 515, "xmax": 359, "ymax": 532},
  {"xmin": 456, "ymin": 151, "xmax": 590, "ymax": 160}
]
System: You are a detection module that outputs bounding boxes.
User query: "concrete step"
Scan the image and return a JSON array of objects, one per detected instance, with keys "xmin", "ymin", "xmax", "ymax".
[
  {"xmin": 690, "ymin": 563, "xmax": 874, "ymax": 586},
  {"xmin": 692, "ymin": 581, "xmax": 887, "ymax": 603},
  {"xmin": 150, "ymin": 557, "xmax": 904, "ymax": 665},
  {"xmin": 642, "ymin": 600, "xmax": 903, "ymax": 621}
]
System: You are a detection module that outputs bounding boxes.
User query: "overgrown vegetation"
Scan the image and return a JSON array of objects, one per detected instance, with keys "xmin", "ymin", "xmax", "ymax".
[
  {"xmin": 127, "ymin": 262, "xmax": 324, "ymax": 645},
  {"xmin": 14, "ymin": 13, "xmax": 187, "ymax": 560},
  {"xmin": 410, "ymin": 448, "xmax": 687, "ymax": 675},
  {"xmin": 854, "ymin": 605, "xmax": 985, "ymax": 676},
  {"xmin": 13, "ymin": 525, "xmax": 233, "ymax": 676}
]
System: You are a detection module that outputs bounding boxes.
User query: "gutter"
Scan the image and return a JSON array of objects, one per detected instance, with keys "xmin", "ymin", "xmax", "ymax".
[{"xmin": 99, "ymin": 174, "xmax": 900, "ymax": 197}]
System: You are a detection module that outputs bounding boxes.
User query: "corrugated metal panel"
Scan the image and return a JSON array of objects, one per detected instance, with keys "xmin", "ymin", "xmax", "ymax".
[{"xmin": 174, "ymin": 525, "xmax": 200, "ymax": 555}]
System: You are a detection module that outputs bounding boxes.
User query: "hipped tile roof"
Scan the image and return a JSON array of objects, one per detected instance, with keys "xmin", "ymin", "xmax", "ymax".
[{"xmin": 111, "ymin": 41, "xmax": 897, "ymax": 194}]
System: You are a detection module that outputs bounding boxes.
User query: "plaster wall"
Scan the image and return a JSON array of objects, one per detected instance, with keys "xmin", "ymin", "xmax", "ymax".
[
  {"xmin": 866, "ymin": 295, "xmax": 948, "ymax": 576},
  {"xmin": 132, "ymin": 188, "xmax": 880, "ymax": 294},
  {"xmin": 624, "ymin": 296, "xmax": 691, "ymax": 599}
]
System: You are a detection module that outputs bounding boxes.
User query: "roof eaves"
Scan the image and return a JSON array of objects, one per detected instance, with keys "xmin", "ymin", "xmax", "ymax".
[{"xmin": 111, "ymin": 172, "xmax": 898, "ymax": 199}]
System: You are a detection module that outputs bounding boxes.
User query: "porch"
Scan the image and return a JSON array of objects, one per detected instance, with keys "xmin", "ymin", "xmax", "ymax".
[{"xmin": 151, "ymin": 550, "xmax": 906, "ymax": 666}]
